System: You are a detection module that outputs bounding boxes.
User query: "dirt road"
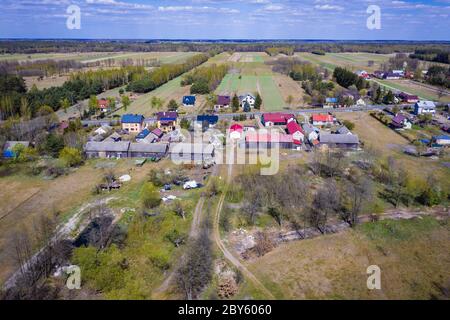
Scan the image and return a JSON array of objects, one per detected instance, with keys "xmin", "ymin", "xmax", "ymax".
[
  {"xmin": 212, "ymin": 161, "xmax": 275, "ymax": 299},
  {"xmin": 152, "ymin": 165, "xmax": 219, "ymax": 298}
]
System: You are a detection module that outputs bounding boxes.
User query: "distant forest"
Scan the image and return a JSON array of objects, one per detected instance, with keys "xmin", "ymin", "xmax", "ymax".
[{"xmin": 1, "ymin": 40, "xmax": 450, "ymax": 55}]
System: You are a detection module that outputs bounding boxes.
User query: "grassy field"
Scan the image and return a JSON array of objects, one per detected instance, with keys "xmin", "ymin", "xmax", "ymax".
[
  {"xmin": 0, "ymin": 52, "xmax": 197, "ymax": 65},
  {"xmin": 295, "ymin": 52, "xmax": 392, "ymax": 72},
  {"xmin": 248, "ymin": 216, "xmax": 450, "ymax": 299}
]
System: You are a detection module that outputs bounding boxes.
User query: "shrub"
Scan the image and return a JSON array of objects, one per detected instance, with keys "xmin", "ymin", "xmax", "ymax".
[
  {"xmin": 140, "ymin": 182, "xmax": 161, "ymax": 209},
  {"xmin": 59, "ymin": 147, "xmax": 83, "ymax": 167}
]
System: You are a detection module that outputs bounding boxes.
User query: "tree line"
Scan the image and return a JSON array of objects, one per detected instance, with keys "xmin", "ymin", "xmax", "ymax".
[
  {"xmin": 181, "ymin": 63, "xmax": 228, "ymax": 94},
  {"xmin": 126, "ymin": 54, "xmax": 209, "ymax": 93}
]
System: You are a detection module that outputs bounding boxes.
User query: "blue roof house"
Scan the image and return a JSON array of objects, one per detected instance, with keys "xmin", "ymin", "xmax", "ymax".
[
  {"xmin": 183, "ymin": 96, "xmax": 196, "ymax": 107},
  {"xmin": 197, "ymin": 115, "xmax": 219, "ymax": 126},
  {"xmin": 121, "ymin": 114, "xmax": 145, "ymax": 133}
]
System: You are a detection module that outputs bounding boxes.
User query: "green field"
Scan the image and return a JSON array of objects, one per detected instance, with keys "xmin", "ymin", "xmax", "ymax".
[{"xmin": 258, "ymin": 75, "xmax": 286, "ymax": 111}]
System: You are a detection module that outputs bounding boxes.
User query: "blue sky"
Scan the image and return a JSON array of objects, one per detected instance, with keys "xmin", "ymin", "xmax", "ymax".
[{"xmin": 0, "ymin": 0, "xmax": 449, "ymax": 40}]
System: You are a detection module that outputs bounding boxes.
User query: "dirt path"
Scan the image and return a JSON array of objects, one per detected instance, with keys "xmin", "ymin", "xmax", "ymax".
[
  {"xmin": 152, "ymin": 165, "xmax": 219, "ymax": 298},
  {"xmin": 213, "ymin": 161, "xmax": 275, "ymax": 299}
]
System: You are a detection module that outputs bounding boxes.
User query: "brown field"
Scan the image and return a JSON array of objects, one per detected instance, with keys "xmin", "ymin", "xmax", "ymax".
[
  {"xmin": 24, "ymin": 75, "xmax": 69, "ymax": 90},
  {"xmin": 272, "ymin": 74, "xmax": 305, "ymax": 108},
  {"xmin": 0, "ymin": 159, "xmax": 162, "ymax": 284},
  {"xmin": 247, "ymin": 219, "xmax": 450, "ymax": 299}
]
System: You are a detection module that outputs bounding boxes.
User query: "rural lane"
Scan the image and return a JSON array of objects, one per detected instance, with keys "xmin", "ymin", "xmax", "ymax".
[{"xmin": 212, "ymin": 157, "xmax": 276, "ymax": 300}]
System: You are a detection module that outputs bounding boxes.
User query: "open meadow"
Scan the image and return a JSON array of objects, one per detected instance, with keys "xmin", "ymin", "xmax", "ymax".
[{"xmin": 247, "ymin": 216, "xmax": 450, "ymax": 299}]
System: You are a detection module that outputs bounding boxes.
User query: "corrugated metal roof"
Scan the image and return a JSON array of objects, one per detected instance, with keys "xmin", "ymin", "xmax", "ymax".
[
  {"xmin": 320, "ymin": 133, "xmax": 359, "ymax": 144},
  {"xmin": 85, "ymin": 141, "xmax": 130, "ymax": 152}
]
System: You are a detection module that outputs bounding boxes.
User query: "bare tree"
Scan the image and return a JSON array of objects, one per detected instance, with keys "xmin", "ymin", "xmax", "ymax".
[
  {"xmin": 343, "ymin": 176, "xmax": 373, "ymax": 227},
  {"xmin": 310, "ymin": 180, "xmax": 341, "ymax": 233}
]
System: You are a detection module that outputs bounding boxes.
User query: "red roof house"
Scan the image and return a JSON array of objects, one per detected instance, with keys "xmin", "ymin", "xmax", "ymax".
[
  {"xmin": 98, "ymin": 99, "xmax": 110, "ymax": 112},
  {"xmin": 229, "ymin": 123, "xmax": 244, "ymax": 139},
  {"xmin": 312, "ymin": 114, "xmax": 334, "ymax": 126},
  {"xmin": 262, "ymin": 113, "xmax": 295, "ymax": 126},
  {"xmin": 286, "ymin": 120, "xmax": 304, "ymax": 145}
]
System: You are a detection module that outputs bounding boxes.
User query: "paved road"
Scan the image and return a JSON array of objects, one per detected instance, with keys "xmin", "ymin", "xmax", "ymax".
[{"xmin": 82, "ymin": 104, "xmax": 410, "ymax": 126}]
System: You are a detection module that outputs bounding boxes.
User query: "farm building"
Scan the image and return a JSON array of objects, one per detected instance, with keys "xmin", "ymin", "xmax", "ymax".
[
  {"xmin": 355, "ymin": 70, "xmax": 370, "ymax": 79},
  {"xmin": 121, "ymin": 114, "xmax": 145, "ymax": 133},
  {"xmin": 128, "ymin": 143, "xmax": 169, "ymax": 158},
  {"xmin": 319, "ymin": 133, "xmax": 360, "ymax": 149},
  {"xmin": 182, "ymin": 95, "xmax": 196, "ymax": 107},
  {"xmin": 84, "ymin": 141, "xmax": 130, "ymax": 159},
  {"xmin": 312, "ymin": 114, "xmax": 334, "ymax": 126},
  {"xmin": 286, "ymin": 119, "xmax": 304, "ymax": 145},
  {"xmin": 169, "ymin": 143, "xmax": 215, "ymax": 162},
  {"xmin": 432, "ymin": 135, "xmax": 450, "ymax": 146},
  {"xmin": 214, "ymin": 95, "xmax": 231, "ymax": 111},
  {"xmin": 239, "ymin": 93, "xmax": 256, "ymax": 109},
  {"xmin": 414, "ymin": 101, "xmax": 436, "ymax": 115},
  {"xmin": 383, "ymin": 72, "xmax": 402, "ymax": 80},
  {"xmin": 229, "ymin": 123, "xmax": 244, "ymax": 140},
  {"xmin": 262, "ymin": 113, "xmax": 295, "ymax": 127},
  {"xmin": 156, "ymin": 111, "xmax": 179, "ymax": 133},
  {"xmin": 391, "ymin": 115, "xmax": 412, "ymax": 129},
  {"xmin": 324, "ymin": 97, "xmax": 338, "ymax": 108},
  {"xmin": 336, "ymin": 126, "xmax": 352, "ymax": 135},
  {"xmin": 245, "ymin": 133, "xmax": 293, "ymax": 149},
  {"xmin": 2, "ymin": 141, "xmax": 30, "ymax": 159}
]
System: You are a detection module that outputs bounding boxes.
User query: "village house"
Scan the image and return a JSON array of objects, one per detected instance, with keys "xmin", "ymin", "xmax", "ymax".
[
  {"xmin": 356, "ymin": 98, "xmax": 366, "ymax": 107},
  {"xmin": 156, "ymin": 111, "xmax": 179, "ymax": 133},
  {"xmin": 98, "ymin": 99, "xmax": 110, "ymax": 113},
  {"xmin": 121, "ymin": 114, "xmax": 145, "ymax": 133},
  {"xmin": 245, "ymin": 132, "xmax": 293, "ymax": 149},
  {"xmin": 197, "ymin": 115, "xmax": 219, "ymax": 128},
  {"xmin": 302, "ymin": 123, "xmax": 319, "ymax": 145},
  {"xmin": 373, "ymin": 70, "xmax": 385, "ymax": 79},
  {"xmin": 151, "ymin": 128, "xmax": 164, "ymax": 140},
  {"xmin": 135, "ymin": 128, "xmax": 152, "ymax": 142},
  {"xmin": 414, "ymin": 101, "xmax": 436, "ymax": 115},
  {"xmin": 239, "ymin": 93, "xmax": 256, "ymax": 109},
  {"xmin": 169, "ymin": 143, "xmax": 215, "ymax": 163},
  {"xmin": 391, "ymin": 114, "xmax": 412, "ymax": 130},
  {"xmin": 262, "ymin": 113, "xmax": 295, "ymax": 127},
  {"xmin": 229, "ymin": 123, "xmax": 244, "ymax": 140},
  {"xmin": 104, "ymin": 132, "xmax": 122, "ymax": 142},
  {"xmin": 398, "ymin": 92, "xmax": 419, "ymax": 104},
  {"xmin": 319, "ymin": 133, "xmax": 360, "ymax": 149},
  {"xmin": 312, "ymin": 114, "xmax": 334, "ymax": 126},
  {"xmin": 286, "ymin": 119, "xmax": 304, "ymax": 145},
  {"xmin": 182, "ymin": 95, "xmax": 196, "ymax": 107},
  {"xmin": 355, "ymin": 70, "xmax": 370, "ymax": 79},
  {"xmin": 95, "ymin": 124, "xmax": 112, "ymax": 136},
  {"xmin": 214, "ymin": 95, "xmax": 231, "ymax": 111}
]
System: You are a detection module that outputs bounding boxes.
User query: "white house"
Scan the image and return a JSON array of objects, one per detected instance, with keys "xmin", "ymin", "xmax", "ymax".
[
  {"xmin": 356, "ymin": 98, "xmax": 366, "ymax": 107},
  {"xmin": 414, "ymin": 101, "xmax": 436, "ymax": 115},
  {"xmin": 239, "ymin": 93, "xmax": 256, "ymax": 109}
]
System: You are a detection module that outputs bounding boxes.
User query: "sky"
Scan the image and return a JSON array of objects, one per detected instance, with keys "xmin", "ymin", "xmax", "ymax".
[{"xmin": 0, "ymin": 0, "xmax": 449, "ymax": 40}]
